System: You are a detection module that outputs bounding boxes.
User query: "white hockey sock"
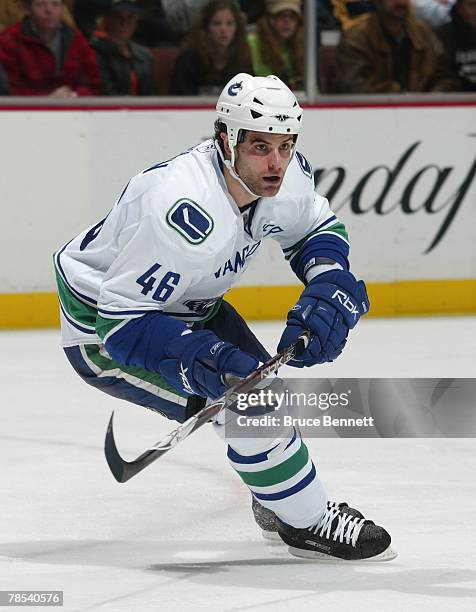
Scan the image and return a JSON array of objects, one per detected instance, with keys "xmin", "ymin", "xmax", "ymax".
[{"xmin": 216, "ymin": 423, "xmax": 328, "ymax": 529}]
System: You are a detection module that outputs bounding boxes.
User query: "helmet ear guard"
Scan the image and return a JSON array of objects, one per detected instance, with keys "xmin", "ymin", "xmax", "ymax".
[{"xmin": 215, "ymin": 73, "xmax": 303, "ymax": 196}]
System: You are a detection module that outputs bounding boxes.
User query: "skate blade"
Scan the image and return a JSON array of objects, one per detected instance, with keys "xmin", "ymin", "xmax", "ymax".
[
  {"xmin": 287, "ymin": 545, "xmax": 398, "ymax": 562},
  {"xmin": 261, "ymin": 529, "xmax": 282, "ymax": 542}
]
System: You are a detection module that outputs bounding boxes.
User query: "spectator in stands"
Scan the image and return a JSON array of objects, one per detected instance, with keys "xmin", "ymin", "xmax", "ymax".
[
  {"xmin": 0, "ymin": 0, "xmax": 75, "ymax": 31},
  {"xmin": 0, "ymin": 0, "xmax": 100, "ymax": 95},
  {"xmin": 161, "ymin": 0, "xmax": 209, "ymax": 41},
  {"xmin": 132, "ymin": 0, "xmax": 175, "ymax": 46},
  {"xmin": 90, "ymin": 0, "xmax": 157, "ymax": 95},
  {"xmin": 435, "ymin": 0, "xmax": 476, "ymax": 89},
  {"xmin": 172, "ymin": 0, "xmax": 252, "ymax": 95},
  {"xmin": 334, "ymin": 0, "xmax": 456, "ymax": 91},
  {"xmin": 247, "ymin": 0, "xmax": 304, "ymax": 90}
]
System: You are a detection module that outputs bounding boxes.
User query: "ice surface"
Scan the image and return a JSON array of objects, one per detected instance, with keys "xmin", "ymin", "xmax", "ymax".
[{"xmin": 1, "ymin": 318, "xmax": 476, "ymax": 611}]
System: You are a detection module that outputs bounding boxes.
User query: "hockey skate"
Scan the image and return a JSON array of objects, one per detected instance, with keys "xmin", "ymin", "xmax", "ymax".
[
  {"xmin": 252, "ymin": 496, "xmax": 365, "ymax": 542},
  {"xmin": 276, "ymin": 503, "xmax": 397, "ymax": 562}
]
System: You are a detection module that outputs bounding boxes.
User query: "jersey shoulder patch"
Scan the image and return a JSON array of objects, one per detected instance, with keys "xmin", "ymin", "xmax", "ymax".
[
  {"xmin": 295, "ymin": 151, "xmax": 313, "ymax": 179},
  {"xmin": 166, "ymin": 198, "xmax": 214, "ymax": 245}
]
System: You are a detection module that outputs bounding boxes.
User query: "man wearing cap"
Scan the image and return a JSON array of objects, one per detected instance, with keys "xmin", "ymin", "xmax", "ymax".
[
  {"xmin": 90, "ymin": 0, "xmax": 157, "ymax": 95},
  {"xmin": 247, "ymin": 0, "xmax": 304, "ymax": 90},
  {"xmin": 0, "ymin": 0, "xmax": 100, "ymax": 96}
]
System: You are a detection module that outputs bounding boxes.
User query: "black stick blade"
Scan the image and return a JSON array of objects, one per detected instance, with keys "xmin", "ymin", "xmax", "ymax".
[
  {"xmin": 104, "ymin": 411, "xmax": 170, "ymax": 483},
  {"xmin": 104, "ymin": 412, "xmax": 131, "ymax": 483}
]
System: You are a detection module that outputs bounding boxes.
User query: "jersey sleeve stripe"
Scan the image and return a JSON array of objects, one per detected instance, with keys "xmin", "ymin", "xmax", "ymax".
[
  {"xmin": 54, "ymin": 246, "xmax": 98, "ymax": 306},
  {"xmin": 284, "ymin": 220, "xmax": 349, "ymax": 261},
  {"xmin": 83, "ymin": 344, "xmax": 188, "ymax": 402},
  {"xmin": 59, "ymin": 303, "xmax": 96, "ymax": 335},
  {"xmin": 56, "ymin": 269, "xmax": 98, "ymax": 328},
  {"xmin": 313, "ymin": 228, "xmax": 350, "ymax": 245},
  {"xmin": 97, "ymin": 307, "xmax": 160, "ymax": 316},
  {"xmin": 282, "ymin": 215, "xmax": 338, "ymax": 254},
  {"xmin": 96, "ymin": 314, "xmax": 127, "ymax": 342}
]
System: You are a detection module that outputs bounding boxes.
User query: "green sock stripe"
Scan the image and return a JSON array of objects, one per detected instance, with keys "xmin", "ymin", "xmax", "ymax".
[
  {"xmin": 55, "ymin": 269, "xmax": 97, "ymax": 327},
  {"xmin": 84, "ymin": 344, "xmax": 187, "ymax": 398},
  {"xmin": 237, "ymin": 443, "xmax": 309, "ymax": 487}
]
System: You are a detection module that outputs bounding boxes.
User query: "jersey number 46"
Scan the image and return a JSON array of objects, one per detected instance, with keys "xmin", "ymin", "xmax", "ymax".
[{"xmin": 136, "ymin": 263, "xmax": 180, "ymax": 302}]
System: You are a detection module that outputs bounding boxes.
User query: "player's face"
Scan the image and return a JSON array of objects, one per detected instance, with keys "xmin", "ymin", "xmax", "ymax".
[{"xmin": 234, "ymin": 132, "xmax": 295, "ymax": 197}]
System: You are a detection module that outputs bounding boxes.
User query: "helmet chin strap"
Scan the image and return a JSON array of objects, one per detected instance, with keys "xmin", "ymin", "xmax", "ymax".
[{"xmin": 215, "ymin": 140, "xmax": 260, "ymax": 199}]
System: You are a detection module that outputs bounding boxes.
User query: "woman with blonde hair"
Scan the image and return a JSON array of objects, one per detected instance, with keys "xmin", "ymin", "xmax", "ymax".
[
  {"xmin": 172, "ymin": 0, "xmax": 252, "ymax": 95},
  {"xmin": 248, "ymin": 0, "xmax": 304, "ymax": 90}
]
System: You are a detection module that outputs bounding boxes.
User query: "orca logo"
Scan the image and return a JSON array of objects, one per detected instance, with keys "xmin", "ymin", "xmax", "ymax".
[
  {"xmin": 274, "ymin": 114, "xmax": 290, "ymax": 122},
  {"xmin": 184, "ymin": 297, "xmax": 221, "ymax": 317},
  {"xmin": 296, "ymin": 151, "xmax": 313, "ymax": 178},
  {"xmin": 228, "ymin": 81, "xmax": 243, "ymax": 96}
]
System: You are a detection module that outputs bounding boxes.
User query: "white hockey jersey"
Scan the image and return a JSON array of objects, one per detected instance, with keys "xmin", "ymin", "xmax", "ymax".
[{"xmin": 54, "ymin": 139, "xmax": 348, "ymax": 347}]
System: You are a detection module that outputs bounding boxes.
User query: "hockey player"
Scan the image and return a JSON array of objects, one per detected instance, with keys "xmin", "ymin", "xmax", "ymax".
[{"xmin": 54, "ymin": 73, "xmax": 395, "ymax": 561}]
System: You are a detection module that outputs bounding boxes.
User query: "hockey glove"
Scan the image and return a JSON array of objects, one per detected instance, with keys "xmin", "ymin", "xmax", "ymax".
[
  {"xmin": 277, "ymin": 270, "xmax": 370, "ymax": 367},
  {"xmin": 158, "ymin": 330, "xmax": 259, "ymax": 399}
]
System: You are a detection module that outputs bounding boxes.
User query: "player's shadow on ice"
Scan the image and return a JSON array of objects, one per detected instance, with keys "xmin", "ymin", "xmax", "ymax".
[
  {"xmin": 147, "ymin": 559, "xmax": 476, "ymax": 599},
  {"xmin": 3, "ymin": 539, "xmax": 476, "ymax": 600}
]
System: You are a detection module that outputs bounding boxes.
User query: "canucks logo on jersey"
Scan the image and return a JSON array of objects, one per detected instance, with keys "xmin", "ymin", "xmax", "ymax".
[{"xmin": 166, "ymin": 199, "xmax": 214, "ymax": 245}]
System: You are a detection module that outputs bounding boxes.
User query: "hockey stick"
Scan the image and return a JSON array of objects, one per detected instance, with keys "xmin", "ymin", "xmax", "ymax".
[{"xmin": 104, "ymin": 332, "xmax": 309, "ymax": 483}]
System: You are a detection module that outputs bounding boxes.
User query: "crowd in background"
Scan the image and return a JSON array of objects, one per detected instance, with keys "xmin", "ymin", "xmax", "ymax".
[{"xmin": 0, "ymin": 0, "xmax": 474, "ymax": 96}]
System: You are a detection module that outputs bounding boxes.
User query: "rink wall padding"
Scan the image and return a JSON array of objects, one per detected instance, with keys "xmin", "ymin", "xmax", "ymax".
[
  {"xmin": 0, "ymin": 101, "xmax": 475, "ymax": 328},
  {"xmin": 1, "ymin": 279, "xmax": 475, "ymax": 328}
]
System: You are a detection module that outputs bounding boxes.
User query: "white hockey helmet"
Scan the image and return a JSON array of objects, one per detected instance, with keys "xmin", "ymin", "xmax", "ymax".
[
  {"xmin": 216, "ymin": 73, "xmax": 303, "ymax": 150},
  {"xmin": 215, "ymin": 73, "xmax": 302, "ymax": 196}
]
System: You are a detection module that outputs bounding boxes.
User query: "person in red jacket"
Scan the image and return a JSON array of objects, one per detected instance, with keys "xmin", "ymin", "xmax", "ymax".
[{"xmin": 0, "ymin": 0, "xmax": 100, "ymax": 96}]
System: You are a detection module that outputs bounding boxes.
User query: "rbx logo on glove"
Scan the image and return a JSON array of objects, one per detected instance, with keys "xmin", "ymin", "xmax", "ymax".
[{"xmin": 331, "ymin": 290, "xmax": 359, "ymax": 319}]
